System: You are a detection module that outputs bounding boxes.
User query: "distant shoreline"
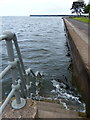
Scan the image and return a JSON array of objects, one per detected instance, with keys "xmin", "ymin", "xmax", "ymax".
[{"xmin": 30, "ymin": 15, "xmax": 76, "ymax": 17}]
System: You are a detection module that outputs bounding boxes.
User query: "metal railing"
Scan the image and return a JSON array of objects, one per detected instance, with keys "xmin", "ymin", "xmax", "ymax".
[{"xmin": 0, "ymin": 31, "xmax": 43, "ymax": 114}]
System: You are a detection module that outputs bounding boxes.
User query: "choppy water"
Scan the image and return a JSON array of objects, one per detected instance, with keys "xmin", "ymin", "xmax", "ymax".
[{"xmin": 0, "ymin": 16, "xmax": 85, "ymax": 112}]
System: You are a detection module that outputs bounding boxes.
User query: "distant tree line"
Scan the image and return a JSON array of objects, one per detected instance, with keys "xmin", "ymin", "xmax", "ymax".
[{"xmin": 70, "ymin": 0, "xmax": 90, "ymax": 16}]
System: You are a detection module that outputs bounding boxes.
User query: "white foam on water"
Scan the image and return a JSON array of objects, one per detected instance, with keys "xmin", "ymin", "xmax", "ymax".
[
  {"xmin": 51, "ymin": 89, "xmax": 56, "ymax": 93},
  {"xmin": 51, "ymin": 79, "xmax": 86, "ymax": 112},
  {"xmin": 61, "ymin": 101, "xmax": 69, "ymax": 110}
]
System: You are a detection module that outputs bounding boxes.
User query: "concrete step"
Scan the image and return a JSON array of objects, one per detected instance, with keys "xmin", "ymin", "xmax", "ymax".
[
  {"xmin": 2, "ymin": 99, "xmax": 38, "ymax": 118},
  {"xmin": 37, "ymin": 101, "xmax": 81, "ymax": 118},
  {"xmin": 38, "ymin": 110, "xmax": 81, "ymax": 118},
  {"xmin": 1, "ymin": 99, "xmax": 82, "ymax": 118},
  {"xmin": 37, "ymin": 101, "xmax": 65, "ymax": 109}
]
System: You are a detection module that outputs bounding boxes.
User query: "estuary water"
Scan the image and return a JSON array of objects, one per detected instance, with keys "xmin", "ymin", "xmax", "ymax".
[{"xmin": 0, "ymin": 16, "xmax": 85, "ymax": 112}]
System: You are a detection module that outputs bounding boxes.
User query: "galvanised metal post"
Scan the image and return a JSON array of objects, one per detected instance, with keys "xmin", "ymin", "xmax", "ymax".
[
  {"xmin": 17, "ymin": 60, "xmax": 27, "ymax": 97},
  {"xmin": 6, "ymin": 36, "xmax": 21, "ymax": 104},
  {"xmin": 13, "ymin": 34, "xmax": 27, "ymax": 97},
  {"xmin": 26, "ymin": 68, "xmax": 32, "ymax": 98},
  {"xmin": 13, "ymin": 34, "xmax": 26, "ymax": 75}
]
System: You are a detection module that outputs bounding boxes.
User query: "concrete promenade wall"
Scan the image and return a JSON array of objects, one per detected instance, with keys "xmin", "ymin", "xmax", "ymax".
[{"xmin": 63, "ymin": 18, "xmax": 90, "ymax": 118}]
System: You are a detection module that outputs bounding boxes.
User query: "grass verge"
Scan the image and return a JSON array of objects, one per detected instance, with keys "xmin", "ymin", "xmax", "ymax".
[{"xmin": 72, "ymin": 17, "xmax": 90, "ymax": 24}]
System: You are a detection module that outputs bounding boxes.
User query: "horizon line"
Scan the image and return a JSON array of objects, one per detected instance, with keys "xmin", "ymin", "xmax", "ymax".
[{"xmin": 30, "ymin": 14, "xmax": 76, "ymax": 17}]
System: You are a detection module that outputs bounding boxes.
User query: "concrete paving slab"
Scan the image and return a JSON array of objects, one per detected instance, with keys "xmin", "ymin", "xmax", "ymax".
[{"xmin": 1, "ymin": 98, "xmax": 38, "ymax": 119}]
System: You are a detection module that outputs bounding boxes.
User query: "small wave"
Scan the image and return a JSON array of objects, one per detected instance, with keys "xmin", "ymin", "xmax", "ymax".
[
  {"xmin": 47, "ymin": 31, "xmax": 53, "ymax": 33},
  {"xmin": 17, "ymin": 34, "xmax": 23, "ymax": 37},
  {"xmin": 30, "ymin": 48, "xmax": 49, "ymax": 52},
  {"xmin": 17, "ymin": 32, "xmax": 21, "ymax": 35},
  {"xmin": 29, "ymin": 40, "xmax": 38, "ymax": 43},
  {"xmin": 28, "ymin": 61, "xmax": 42, "ymax": 65},
  {"xmin": 28, "ymin": 55, "xmax": 44, "ymax": 59},
  {"xmin": 20, "ymin": 29, "xmax": 24, "ymax": 32},
  {"xmin": 33, "ymin": 34, "xmax": 43, "ymax": 36}
]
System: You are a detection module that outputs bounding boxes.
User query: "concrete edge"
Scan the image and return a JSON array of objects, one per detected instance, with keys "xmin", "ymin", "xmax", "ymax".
[
  {"xmin": 64, "ymin": 18, "xmax": 89, "ymax": 71},
  {"xmin": 63, "ymin": 18, "xmax": 90, "ymax": 118}
]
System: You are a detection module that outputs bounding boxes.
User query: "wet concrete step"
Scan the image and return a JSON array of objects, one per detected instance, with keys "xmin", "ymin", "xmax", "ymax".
[
  {"xmin": 37, "ymin": 101, "xmax": 81, "ymax": 118},
  {"xmin": 38, "ymin": 110, "xmax": 81, "ymax": 118},
  {"xmin": 1, "ymin": 99, "xmax": 82, "ymax": 118},
  {"xmin": 37, "ymin": 101, "xmax": 65, "ymax": 109},
  {"xmin": 2, "ymin": 99, "xmax": 38, "ymax": 118}
]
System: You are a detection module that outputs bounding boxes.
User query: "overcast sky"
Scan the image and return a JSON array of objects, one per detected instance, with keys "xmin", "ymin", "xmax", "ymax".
[{"xmin": 0, "ymin": 0, "xmax": 89, "ymax": 16}]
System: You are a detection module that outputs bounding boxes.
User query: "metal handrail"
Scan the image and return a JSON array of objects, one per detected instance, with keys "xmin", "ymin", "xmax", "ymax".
[
  {"xmin": 0, "ymin": 65, "xmax": 11, "ymax": 80},
  {"xmin": 0, "ymin": 89, "xmax": 15, "ymax": 114},
  {"xmin": 0, "ymin": 31, "xmax": 44, "ymax": 114},
  {"xmin": 0, "ymin": 31, "xmax": 26, "ymax": 113},
  {"xmin": 0, "ymin": 35, "xmax": 7, "ymax": 41}
]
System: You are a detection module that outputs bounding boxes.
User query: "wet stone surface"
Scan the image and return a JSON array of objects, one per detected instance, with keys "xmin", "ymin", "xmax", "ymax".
[{"xmin": 1, "ymin": 98, "xmax": 37, "ymax": 118}]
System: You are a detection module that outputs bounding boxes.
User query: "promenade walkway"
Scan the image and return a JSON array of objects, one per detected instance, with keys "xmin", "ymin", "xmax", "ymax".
[
  {"xmin": 65, "ymin": 18, "xmax": 89, "ymax": 44},
  {"xmin": 66, "ymin": 18, "xmax": 89, "ymax": 37},
  {"xmin": 64, "ymin": 18, "xmax": 89, "ymax": 68}
]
